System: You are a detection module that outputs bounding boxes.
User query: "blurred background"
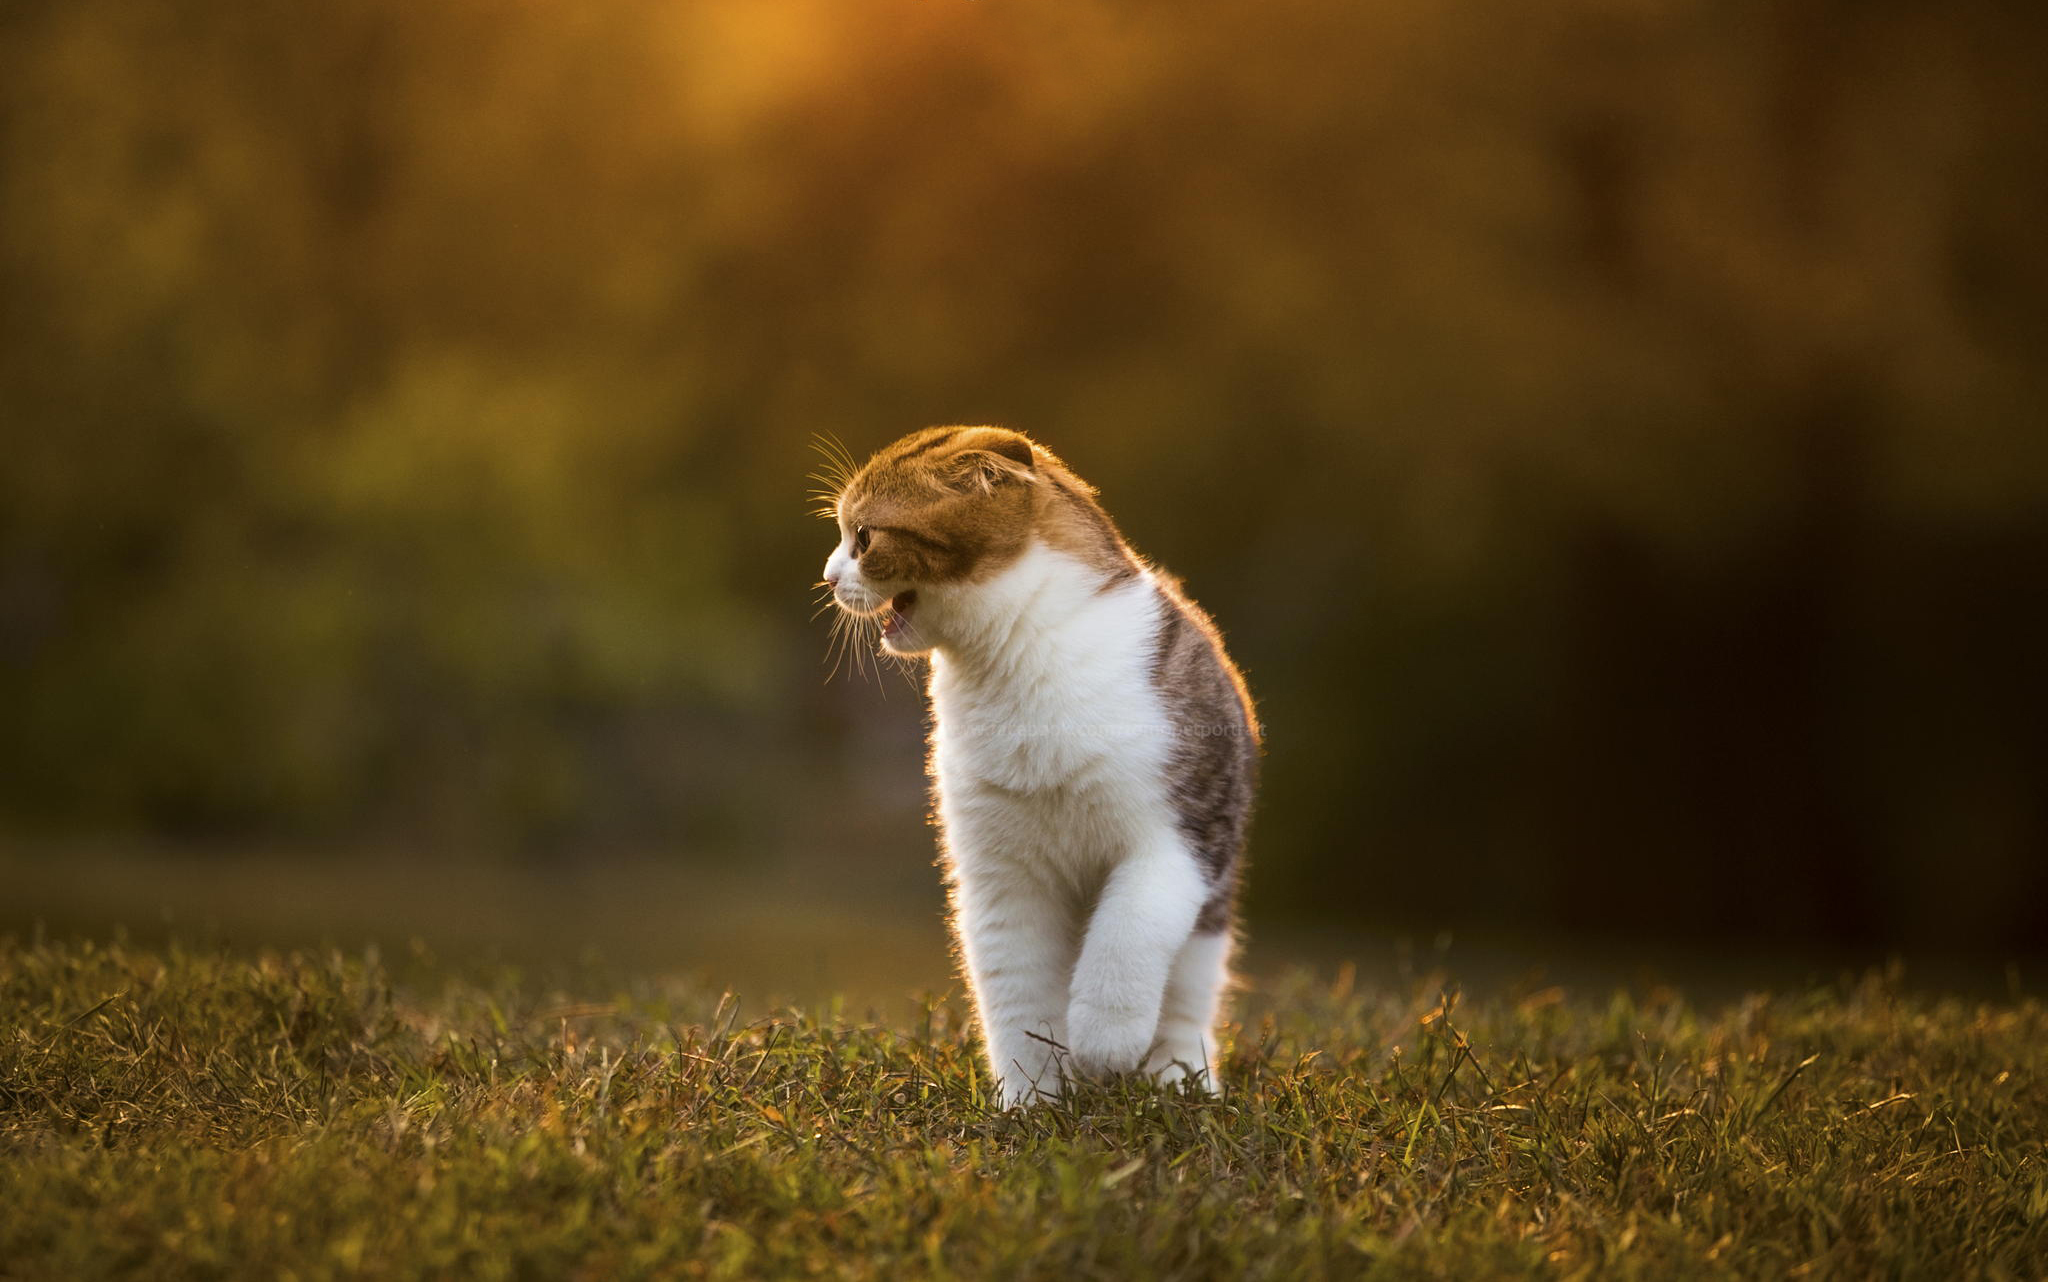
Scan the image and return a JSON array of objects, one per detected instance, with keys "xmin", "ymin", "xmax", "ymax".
[{"xmin": 3, "ymin": 0, "xmax": 2044, "ymax": 1001}]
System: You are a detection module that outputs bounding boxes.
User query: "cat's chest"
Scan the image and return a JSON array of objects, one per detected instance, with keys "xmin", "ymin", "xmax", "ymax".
[
  {"xmin": 930, "ymin": 642, "xmax": 1166, "ymax": 795},
  {"xmin": 930, "ymin": 686, "xmax": 1170, "ymax": 881}
]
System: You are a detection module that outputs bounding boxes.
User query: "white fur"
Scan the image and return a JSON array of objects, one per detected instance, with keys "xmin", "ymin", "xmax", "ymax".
[
  {"xmin": 825, "ymin": 536, "xmax": 1230, "ymax": 1106},
  {"xmin": 1149, "ymin": 929, "xmax": 1231, "ymax": 1084}
]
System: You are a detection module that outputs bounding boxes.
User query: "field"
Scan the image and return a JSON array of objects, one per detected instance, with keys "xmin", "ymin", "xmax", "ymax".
[{"xmin": 3, "ymin": 937, "xmax": 2045, "ymax": 1280}]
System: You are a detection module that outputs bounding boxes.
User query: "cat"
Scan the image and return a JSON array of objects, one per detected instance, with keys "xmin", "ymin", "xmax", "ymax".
[{"xmin": 819, "ymin": 426, "xmax": 1259, "ymax": 1106}]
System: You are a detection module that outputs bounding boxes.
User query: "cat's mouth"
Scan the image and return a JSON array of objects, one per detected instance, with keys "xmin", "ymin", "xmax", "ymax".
[{"xmin": 880, "ymin": 591, "xmax": 918, "ymax": 641}]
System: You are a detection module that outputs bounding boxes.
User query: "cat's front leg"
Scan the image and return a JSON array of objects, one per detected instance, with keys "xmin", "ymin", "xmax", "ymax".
[
  {"xmin": 1145, "ymin": 928, "xmax": 1231, "ymax": 1092},
  {"xmin": 1065, "ymin": 834, "xmax": 1207, "ymax": 1077},
  {"xmin": 951, "ymin": 865, "xmax": 1077, "ymax": 1108}
]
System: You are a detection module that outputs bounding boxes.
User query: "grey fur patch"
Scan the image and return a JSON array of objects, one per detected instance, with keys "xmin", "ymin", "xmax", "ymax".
[{"xmin": 1149, "ymin": 585, "xmax": 1259, "ymax": 935}]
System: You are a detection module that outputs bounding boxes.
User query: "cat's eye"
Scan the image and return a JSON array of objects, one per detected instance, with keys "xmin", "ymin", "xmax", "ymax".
[{"xmin": 853, "ymin": 526, "xmax": 871, "ymax": 555}]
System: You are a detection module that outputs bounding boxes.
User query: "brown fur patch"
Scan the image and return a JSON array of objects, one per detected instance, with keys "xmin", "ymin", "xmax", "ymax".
[{"xmin": 833, "ymin": 426, "xmax": 1139, "ymax": 587}]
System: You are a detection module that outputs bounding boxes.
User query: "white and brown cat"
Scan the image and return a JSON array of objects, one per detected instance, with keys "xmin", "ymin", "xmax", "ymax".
[{"xmin": 820, "ymin": 426, "xmax": 1259, "ymax": 1106}]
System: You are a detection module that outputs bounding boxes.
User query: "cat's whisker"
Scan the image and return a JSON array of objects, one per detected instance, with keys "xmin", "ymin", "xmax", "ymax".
[
  {"xmin": 842, "ymin": 615, "xmax": 865, "ymax": 680},
  {"xmin": 813, "ymin": 431, "xmax": 858, "ymax": 483},
  {"xmin": 886, "ymin": 649, "xmax": 925, "ymax": 695},
  {"xmin": 827, "ymin": 610, "xmax": 859, "ymax": 686},
  {"xmin": 809, "ymin": 434, "xmax": 858, "ymax": 498},
  {"xmin": 819, "ymin": 603, "xmax": 846, "ymax": 672},
  {"xmin": 852, "ymin": 615, "xmax": 882, "ymax": 689},
  {"xmin": 826, "ymin": 608, "xmax": 882, "ymax": 691}
]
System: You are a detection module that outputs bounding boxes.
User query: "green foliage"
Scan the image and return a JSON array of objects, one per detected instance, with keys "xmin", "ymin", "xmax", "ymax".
[
  {"xmin": 4, "ymin": 939, "xmax": 2044, "ymax": 1278},
  {"xmin": 2, "ymin": 0, "xmax": 2045, "ymax": 940}
]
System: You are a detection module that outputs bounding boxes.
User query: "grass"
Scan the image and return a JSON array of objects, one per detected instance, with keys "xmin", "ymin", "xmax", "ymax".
[{"xmin": 2, "ymin": 937, "xmax": 2045, "ymax": 1279}]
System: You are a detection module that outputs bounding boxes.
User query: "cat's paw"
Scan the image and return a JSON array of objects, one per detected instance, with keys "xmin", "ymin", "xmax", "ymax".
[
  {"xmin": 1064, "ymin": 1004, "xmax": 1156, "ymax": 1075},
  {"xmin": 1145, "ymin": 1034, "xmax": 1220, "ymax": 1092},
  {"xmin": 1151, "ymin": 1057, "xmax": 1220, "ymax": 1095},
  {"xmin": 996, "ymin": 1075, "xmax": 1061, "ymax": 1109}
]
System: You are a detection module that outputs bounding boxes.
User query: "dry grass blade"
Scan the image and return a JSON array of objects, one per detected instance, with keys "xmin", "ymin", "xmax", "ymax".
[{"xmin": 3, "ymin": 942, "xmax": 2043, "ymax": 1279}]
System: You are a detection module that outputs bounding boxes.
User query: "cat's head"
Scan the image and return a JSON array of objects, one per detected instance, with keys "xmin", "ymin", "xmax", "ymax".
[
  {"xmin": 818, "ymin": 426, "xmax": 1127, "ymax": 657},
  {"xmin": 818, "ymin": 426, "xmax": 1040, "ymax": 656}
]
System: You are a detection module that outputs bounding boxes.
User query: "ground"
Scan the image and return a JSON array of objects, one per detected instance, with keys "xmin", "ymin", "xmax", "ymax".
[{"xmin": 2, "ymin": 937, "xmax": 2044, "ymax": 1279}]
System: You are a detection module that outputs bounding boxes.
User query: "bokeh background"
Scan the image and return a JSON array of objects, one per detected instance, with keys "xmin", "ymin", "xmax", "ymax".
[{"xmin": 4, "ymin": 0, "xmax": 2044, "ymax": 998}]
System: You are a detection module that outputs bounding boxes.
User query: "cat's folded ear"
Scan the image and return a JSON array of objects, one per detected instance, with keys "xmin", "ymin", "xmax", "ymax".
[
  {"xmin": 984, "ymin": 434, "xmax": 1034, "ymax": 471},
  {"xmin": 945, "ymin": 441, "xmax": 1035, "ymax": 493}
]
